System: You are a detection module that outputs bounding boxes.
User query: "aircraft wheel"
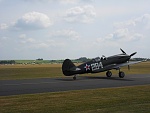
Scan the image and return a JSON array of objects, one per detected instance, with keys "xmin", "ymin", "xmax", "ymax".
[
  {"xmin": 119, "ymin": 71, "xmax": 125, "ymax": 78},
  {"xmin": 106, "ymin": 71, "xmax": 112, "ymax": 77},
  {"xmin": 73, "ymin": 76, "xmax": 76, "ymax": 80}
]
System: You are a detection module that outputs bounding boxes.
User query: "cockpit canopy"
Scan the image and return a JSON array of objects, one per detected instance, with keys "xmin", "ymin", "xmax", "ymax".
[
  {"xmin": 93, "ymin": 56, "xmax": 107, "ymax": 62},
  {"xmin": 101, "ymin": 55, "xmax": 107, "ymax": 60},
  {"xmin": 94, "ymin": 57, "xmax": 101, "ymax": 62}
]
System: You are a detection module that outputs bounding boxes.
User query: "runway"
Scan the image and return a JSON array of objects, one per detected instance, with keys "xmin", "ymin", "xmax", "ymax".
[{"xmin": 0, "ymin": 74, "xmax": 150, "ymax": 96}]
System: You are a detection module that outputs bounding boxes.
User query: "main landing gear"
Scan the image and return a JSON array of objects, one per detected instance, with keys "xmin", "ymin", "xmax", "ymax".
[
  {"xmin": 119, "ymin": 71, "xmax": 125, "ymax": 78},
  {"xmin": 106, "ymin": 70, "xmax": 125, "ymax": 78},
  {"xmin": 73, "ymin": 75, "xmax": 77, "ymax": 80},
  {"xmin": 106, "ymin": 71, "xmax": 112, "ymax": 77}
]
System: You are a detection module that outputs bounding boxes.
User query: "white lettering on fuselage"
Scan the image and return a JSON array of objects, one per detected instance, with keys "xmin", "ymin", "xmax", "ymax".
[{"xmin": 91, "ymin": 62, "xmax": 103, "ymax": 71}]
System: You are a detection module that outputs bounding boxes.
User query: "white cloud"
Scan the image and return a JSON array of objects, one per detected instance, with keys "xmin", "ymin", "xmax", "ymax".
[
  {"xmin": 103, "ymin": 14, "xmax": 150, "ymax": 42},
  {"xmin": 19, "ymin": 34, "xmax": 26, "ymax": 39},
  {"xmin": 23, "ymin": 39, "xmax": 65, "ymax": 49},
  {"xmin": 46, "ymin": 39, "xmax": 65, "ymax": 47},
  {"xmin": 32, "ymin": 40, "xmax": 64, "ymax": 49},
  {"xmin": 36, "ymin": 43, "xmax": 49, "ymax": 48},
  {"xmin": 135, "ymin": 14, "xmax": 150, "ymax": 29},
  {"xmin": 14, "ymin": 12, "xmax": 52, "ymax": 30},
  {"xmin": 96, "ymin": 28, "xmax": 143, "ymax": 43},
  {"xmin": 0, "ymin": 23, "xmax": 8, "ymax": 30},
  {"xmin": 93, "ymin": 14, "xmax": 150, "ymax": 54},
  {"xmin": 18, "ymin": 33, "xmax": 65, "ymax": 49},
  {"xmin": 1, "ymin": 1, "xmax": 150, "ymax": 59},
  {"xmin": 64, "ymin": 5, "xmax": 96, "ymax": 23},
  {"xmin": 59, "ymin": 0, "xmax": 79, "ymax": 4},
  {"xmin": 114, "ymin": 13, "xmax": 150, "ymax": 29},
  {"xmin": 26, "ymin": 38, "xmax": 36, "ymax": 43},
  {"xmin": 49, "ymin": 29, "xmax": 81, "ymax": 40},
  {"xmin": 112, "ymin": 28, "xmax": 143, "ymax": 41},
  {"xmin": 24, "ymin": 0, "xmax": 93, "ymax": 4},
  {"xmin": 59, "ymin": 0, "xmax": 94, "ymax": 4},
  {"xmin": 113, "ymin": 28, "xmax": 129, "ymax": 40},
  {"xmin": 20, "ymin": 38, "xmax": 36, "ymax": 44},
  {"xmin": 18, "ymin": 34, "xmax": 36, "ymax": 44}
]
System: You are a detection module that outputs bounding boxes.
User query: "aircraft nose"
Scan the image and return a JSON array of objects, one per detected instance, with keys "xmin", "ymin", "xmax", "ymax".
[{"xmin": 125, "ymin": 55, "xmax": 131, "ymax": 60}]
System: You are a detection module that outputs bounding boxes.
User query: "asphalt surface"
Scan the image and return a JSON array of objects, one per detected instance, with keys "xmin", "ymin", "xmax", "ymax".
[{"xmin": 0, "ymin": 74, "xmax": 150, "ymax": 96}]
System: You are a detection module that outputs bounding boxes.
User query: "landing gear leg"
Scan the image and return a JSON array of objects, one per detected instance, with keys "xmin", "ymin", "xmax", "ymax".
[
  {"xmin": 106, "ymin": 71, "xmax": 112, "ymax": 77},
  {"xmin": 118, "ymin": 69, "xmax": 125, "ymax": 78},
  {"xmin": 73, "ymin": 75, "xmax": 76, "ymax": 80}
]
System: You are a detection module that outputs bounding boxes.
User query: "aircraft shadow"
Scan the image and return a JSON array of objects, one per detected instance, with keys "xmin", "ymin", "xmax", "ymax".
[
  {"xmin": 56, "ymin": 78, "xmax": 75, "ymax": 81},
  {"xmin": 56, "ymin": 76, "xmax": 134, "ymax": 81},
  {"xmin": 82, "ymin": 76, "xmax": 134, "ymax": 81}
]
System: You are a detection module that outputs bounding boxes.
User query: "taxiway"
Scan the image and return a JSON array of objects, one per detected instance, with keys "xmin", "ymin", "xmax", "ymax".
[{"xmin": 0, "ymin": 74, "xmax": 150, "ymax": 96}]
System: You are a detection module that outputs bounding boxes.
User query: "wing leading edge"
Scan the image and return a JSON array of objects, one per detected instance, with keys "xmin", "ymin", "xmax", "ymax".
[{"xmin": 112, "ymin": 61, "xmax": 143, "ymax": 69}]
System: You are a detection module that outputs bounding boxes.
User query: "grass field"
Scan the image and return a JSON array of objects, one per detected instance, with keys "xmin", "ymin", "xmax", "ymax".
[
  {"xmin": 0, "ymin": 64, "xmax": 62, "ymax": 80},
  {"xmin": 0, "ymin": 62, "xmax": 149, "ymax": 80},
  {"xmin": 0, "ymin": 62, "xmax": 150, "ymax": 113},
  {"xmin": 0, "ymin": 85, "xmax": 150, "ymax": 113}
]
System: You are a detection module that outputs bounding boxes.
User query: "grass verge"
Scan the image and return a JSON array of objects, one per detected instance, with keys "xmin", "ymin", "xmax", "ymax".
[
  {"xmin": 0, "ymin": 62, "xmax": 149, "ymax": 80},
  {"xmin": 0, "ymin": 85, "xmax": 150, "ymax": 113},
  {"xmin": 0, "ymin": 64, "xmax": 63, "ymax": 80}
]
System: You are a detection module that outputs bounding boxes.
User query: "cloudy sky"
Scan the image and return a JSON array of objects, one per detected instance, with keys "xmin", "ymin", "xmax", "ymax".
[{"xmin": 0, "ymin": 0, "xmax": 150, "ymax": 60}]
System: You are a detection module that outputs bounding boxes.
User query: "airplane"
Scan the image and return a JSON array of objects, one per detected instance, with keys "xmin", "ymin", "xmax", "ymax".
[{"xmin": 62, "ymin": 48, "xmax": 143, "ymax": 80}]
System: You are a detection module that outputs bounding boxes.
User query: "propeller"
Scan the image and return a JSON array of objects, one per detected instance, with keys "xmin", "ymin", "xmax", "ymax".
[
  {"xmin": 120, "ymin": 48, "xmax": 137, "ymax": 57},
  {"xmin": 120, "ymin": 48, "xmax": 126, "ymax": 54},
  {"xmin": 130, "ymin": 52, "xmax": 137, "ymax": 57},
  {"xmin": 128, "ymin": 52, "xmax": 137, "ymax": 70},
  {"xmin": 120, "ymin": 48, "xmax": 137, "ymax": 71}
]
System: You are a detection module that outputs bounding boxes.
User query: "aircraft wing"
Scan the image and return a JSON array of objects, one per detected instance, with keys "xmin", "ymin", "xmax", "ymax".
[{"xmin": 112, "ymin": 61, "xmax": 143, "ymax": 69}]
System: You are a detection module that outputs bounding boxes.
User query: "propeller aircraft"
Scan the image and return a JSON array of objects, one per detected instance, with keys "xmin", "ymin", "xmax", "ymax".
[{"xmin": 62, "ymin": 49, "xmax": 143, "ymax": 80}]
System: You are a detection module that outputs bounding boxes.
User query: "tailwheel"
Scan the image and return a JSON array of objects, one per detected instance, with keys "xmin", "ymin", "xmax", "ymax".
[
  {"xmin": 73, "ymin": 75, "xmax": 76, "ymax": 80},
  {"xmin": 106, "ymin": 71, "xmax": 112, "ymax": 77},
  {"xmin": 119, "ymin": 71, "xmax": 125, "ymax": 78}
]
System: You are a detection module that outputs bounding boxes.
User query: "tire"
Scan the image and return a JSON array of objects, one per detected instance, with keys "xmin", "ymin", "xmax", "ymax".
[
  {"xmin": 119, "ymin": 71, "xmax": 125, "ymax": 78},
  {"xmin": 73, "ymin": 76, "xmax": 76, "ymax": 80},
  {"xmin": 106, "ymin": 71, "xmax": 112, "ymax": 77}
]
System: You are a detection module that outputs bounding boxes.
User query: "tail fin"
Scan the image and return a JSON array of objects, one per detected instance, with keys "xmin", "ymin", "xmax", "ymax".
[{"xmin": 62, "ymin": 59, "xmax": 78, "ymax": 76}]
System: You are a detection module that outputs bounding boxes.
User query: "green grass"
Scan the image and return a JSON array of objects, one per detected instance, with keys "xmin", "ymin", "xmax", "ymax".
[
  {"xmin": 15, "ymin": 60, "xmax": 63, "ymax": 64},
  {"xmin": 0, "ymin": 62, "xmax": 150, "ymax": 112},
  {"xmin": 0, "ymin": 64, "xmax": 63, "ymax": 80},
  {"xmin": 0, "ymin": 85, "xmax": 150, "ymax": 113},
  {"xmin": 15, "ymin": 60, "xmax": 36, "ymax": 64},
  {"xmin": 0, "ymin": 62, "xmax": 150, "ymax": 80}
]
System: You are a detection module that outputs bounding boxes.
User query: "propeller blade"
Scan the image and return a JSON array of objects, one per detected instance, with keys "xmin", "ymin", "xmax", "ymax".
[
  {"xmin": 120, "ymin": 48, "xmax": 126, "ymax": 54},
  {"xmin": 130, "ymin": 52, "xmax": 137, "ymax": 57}
]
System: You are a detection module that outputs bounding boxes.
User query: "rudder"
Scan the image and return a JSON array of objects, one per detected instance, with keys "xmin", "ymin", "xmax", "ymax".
[{"xmin": 62, "ymin": 59, "xmax": 76, "ymax": 76}]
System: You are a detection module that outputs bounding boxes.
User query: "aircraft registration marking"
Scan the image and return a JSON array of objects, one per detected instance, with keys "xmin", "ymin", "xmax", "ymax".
[
  {"xmin": 84, "ymin": 62, "xmax": 103, "ymax": 71},
  {"xmin": 91, "ymin": 62, "xmax": 103, "ymax": 71}
]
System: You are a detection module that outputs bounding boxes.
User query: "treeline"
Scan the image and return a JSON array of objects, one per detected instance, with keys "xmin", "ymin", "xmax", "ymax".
[
  {"xmin": 0, "ymin": 60, "xmax": 15, "ymax": 64},
  {"xmin": 0, "ymin": 57, "xmax": 149, "ymax": 65},
  {"xmin": 73, "ymin": 57, "xmax": 91, "ymax": 63}
]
